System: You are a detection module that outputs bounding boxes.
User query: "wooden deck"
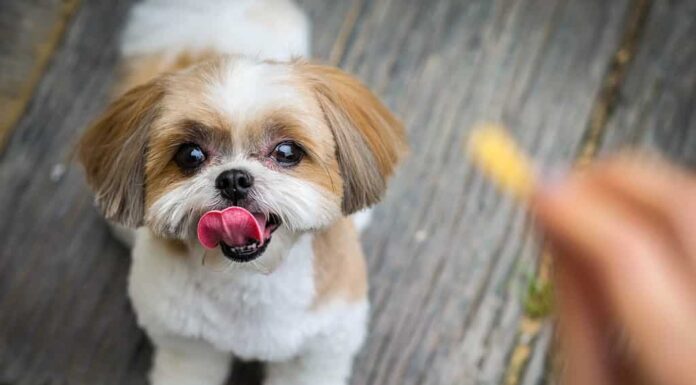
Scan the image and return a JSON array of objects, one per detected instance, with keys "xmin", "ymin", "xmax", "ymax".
[{"xmin": 0, "ymin": 0, "xmax": 694, "ymax": 384}]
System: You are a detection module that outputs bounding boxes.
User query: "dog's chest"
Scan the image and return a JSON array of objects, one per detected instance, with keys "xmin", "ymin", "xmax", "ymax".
[{"xmin": 129, "ymin": 233, "xmax": 328, "ymax": 361}]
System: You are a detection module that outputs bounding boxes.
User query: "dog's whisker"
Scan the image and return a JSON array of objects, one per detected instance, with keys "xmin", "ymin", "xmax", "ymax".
[{"xmin": 250, "ymin": 259, "xmax": 271, "ymax": 275}]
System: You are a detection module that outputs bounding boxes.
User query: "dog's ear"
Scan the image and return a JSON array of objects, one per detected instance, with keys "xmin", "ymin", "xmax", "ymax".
[
  {"xmin": 77, "ymin": 80, "xmax": 165, "ymax": 227},
  {"xmin": 298, "ymin": 62, "xmax": 408, "ymax": 214}
]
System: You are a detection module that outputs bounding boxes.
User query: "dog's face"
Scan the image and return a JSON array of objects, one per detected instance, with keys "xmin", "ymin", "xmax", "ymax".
[{"xmin": 78, "ymin": 57, "xmax": 406, "ymax": 262}]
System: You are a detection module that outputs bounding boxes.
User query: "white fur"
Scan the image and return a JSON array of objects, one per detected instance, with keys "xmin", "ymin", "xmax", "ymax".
[
  {"xmin": 130, "ymin": 229, "xmax": 367, "ymax": 385},
  {"xmin": 120, "ymin": 2, "xmax": 367, "ymax": 385},
  {"xmin": 122, "ymin": 0, "xmax": 310, "ymax": 61},
  {"xmin": 207, "ymin": 60, "xmax": 309, "ymax": 128},
  {"xmin": 145, "ymin": 155, "xmax": 342, "ymax": 241},
  {"xmin": 351, "ymin": 209, "xmax": 373, "ymax": 232}
]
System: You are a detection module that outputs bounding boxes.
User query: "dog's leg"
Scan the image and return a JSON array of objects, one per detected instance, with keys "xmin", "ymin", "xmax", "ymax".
[
  {"xmin": 265, "ymin": 348, "xmax": 356, "ymax": 385},
  {"xmin": 265, "ymin": 303, "xmax": 368, "ymax": 385},
  {"xmin": 149, "ymin": 334, "xmax": 231, "ymax": 385}
]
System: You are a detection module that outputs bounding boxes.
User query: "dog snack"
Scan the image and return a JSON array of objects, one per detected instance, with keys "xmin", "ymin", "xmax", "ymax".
[{"xmin": 468, "ymin": 123, "xmax": 534, "ymax": 199}]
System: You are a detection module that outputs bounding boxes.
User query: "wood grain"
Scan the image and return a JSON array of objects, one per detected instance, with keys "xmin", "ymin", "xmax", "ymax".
[
  {"xmin": 0, "ymin": 0, "xmax": 80, "ymax": 151},
  {"xmin": 0, "ymin": 1, "xmax": 356, "ymax": 384},
  {"xmin": 599, "ymin": 0, "xmax": 696, "ymax": 167},
  {"xmin": 4, "ymin": 0, "xmax": 693, "ymax": 385},
  {"xmin": 0, "ymin": 1, "xmax": 146, "ymax": 384},
  {"xmin": 337, "ymin": 1, "xmax": 632, "ymax": 384},
  {"xmin": 296, "ymin": 0, "xmax": 362, "ymax": 64}
]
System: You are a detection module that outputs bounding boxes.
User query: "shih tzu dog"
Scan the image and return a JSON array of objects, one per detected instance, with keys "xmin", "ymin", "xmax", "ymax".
[{"xmin": 77, "ymin": 0, "xmax": 406, "ymax": 384}]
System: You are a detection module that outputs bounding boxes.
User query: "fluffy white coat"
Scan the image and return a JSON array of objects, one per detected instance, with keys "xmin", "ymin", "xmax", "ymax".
[{"xmin": 121, "ymin": 1, "xmax": 369, "ymax": 384}]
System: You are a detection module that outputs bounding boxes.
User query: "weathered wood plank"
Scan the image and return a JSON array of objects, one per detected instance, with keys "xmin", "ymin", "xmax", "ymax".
[
  {"xmin": 599, "ymin": 0, "xmax": 696, "ymax": 167},
  {"xmin": 0, "ymin": 0, "xmax": 80, "ymax": 150},
  {"xmin": 0, "ymin": 1, "xmax": 358, "ymax": 384},
  {"xmin": 0, "ymin": 1, "xmax": 145, "ymax": 384},
  {"xmin": 5, "ymin": 0, "xmax": 675, "ymax": 385},
  {"xmin": 295, "ymin": 0, "xmax": 363, "ymax": 64},
  {"xmin": 337, "ymin": 1, "xmax": 632, "ymax": 384}
]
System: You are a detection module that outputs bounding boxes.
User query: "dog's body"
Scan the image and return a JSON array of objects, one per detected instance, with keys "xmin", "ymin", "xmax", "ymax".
[
  {"xmin": 78, "ymin": 1, "xmax": 406, "ymax": 384},
  {"xmin": 131, "ymin": 223, "xmax": 367, "ymax": 385}
]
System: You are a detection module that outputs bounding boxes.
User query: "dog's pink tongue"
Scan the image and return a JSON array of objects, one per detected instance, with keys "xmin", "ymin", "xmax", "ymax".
[{"xmin": 197, "ymin": 207, "xmax": 266, "ymax": 249}]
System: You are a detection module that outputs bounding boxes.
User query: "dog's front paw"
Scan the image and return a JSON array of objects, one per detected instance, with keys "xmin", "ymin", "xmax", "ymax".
[
  {"xmin": 265, "ymin": 355, "xmax": 353, "ymax": 385},
  {"xmin": 149, "ymin": 338, "xmax": 231, "ymax": 385},
  {"xmin": 265, "ymin": 376, "xmax": 348, "ymax": 385}
]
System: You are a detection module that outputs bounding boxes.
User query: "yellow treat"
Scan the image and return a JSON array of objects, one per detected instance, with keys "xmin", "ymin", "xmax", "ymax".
[{"xmin": 467, "ymin": 123, "xmax": 534, "ymax": 199}]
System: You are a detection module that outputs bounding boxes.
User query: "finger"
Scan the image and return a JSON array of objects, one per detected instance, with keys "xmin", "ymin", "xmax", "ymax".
[
  {"xmin": 590, "ymin": 155, "xmax": 696, "ymax": 260},
  {"xmin": 553, "ymin": 239, "xmax": 645, "ymax": 385},
  {"xmin": 533, "ymin": 176, "xmax": 696, "ymax": 385},
  {"xmin": 552, "ymin": 242, "xmax": 615, "ymax": 385}
]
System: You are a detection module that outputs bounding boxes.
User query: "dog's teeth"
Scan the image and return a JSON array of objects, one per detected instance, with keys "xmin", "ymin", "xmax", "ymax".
[{"xmin": 230, "ymin": 243, "xmax": 258, "ymax": 254}]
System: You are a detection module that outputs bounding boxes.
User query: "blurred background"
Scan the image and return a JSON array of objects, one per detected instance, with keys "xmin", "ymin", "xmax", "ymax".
[{"xmin": 0, "ymin": 0, "xmax": 694, "ymax": 384}]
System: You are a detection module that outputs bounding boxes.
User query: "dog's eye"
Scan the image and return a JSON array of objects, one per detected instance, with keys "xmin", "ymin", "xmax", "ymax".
[
  {"xmin": 271, "ymin": 141, "xmax": 304, "ymax": 166},
  {"xmin": 174, "ymin": 143, "xmax": 206, "ymax": 170}
]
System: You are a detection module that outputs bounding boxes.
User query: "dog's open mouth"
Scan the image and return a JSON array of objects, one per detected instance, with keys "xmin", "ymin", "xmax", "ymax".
[
  {"xmin": 218, "ymin": 213, "xmax": 281, "ymax": 262},
  {"xmin": 197, "ymin": 208, "xmax": 281, "ymax": 263}
]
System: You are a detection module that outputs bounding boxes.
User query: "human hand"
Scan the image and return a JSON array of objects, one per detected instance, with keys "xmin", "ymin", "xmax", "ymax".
[{"xmin": 532, "ymin": 155, "xmax": 696, "ymax": 385}]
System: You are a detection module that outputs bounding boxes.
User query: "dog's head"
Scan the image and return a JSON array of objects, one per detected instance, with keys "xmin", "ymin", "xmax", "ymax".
[{"xmin": 78, "ymin": 57, "xmax": 406, "ymax": 263}]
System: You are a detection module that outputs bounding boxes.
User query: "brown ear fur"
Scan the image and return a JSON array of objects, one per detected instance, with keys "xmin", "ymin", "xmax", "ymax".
[
  {"xmin": 298, "ymin": 62, "xmax": 407, "ymax": 214},
  {"xmin": 77, "ymin": 80, "xmax": 165, "ymax": 227}
]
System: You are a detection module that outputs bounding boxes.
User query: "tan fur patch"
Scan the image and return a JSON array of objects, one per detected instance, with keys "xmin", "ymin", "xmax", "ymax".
[
  {"xmin": 78, "ymin": 79, "xmax": 165, "ymax": 226},
  {"xmin": 118, "ymin": 49, "xmax": 220, "ymax": 94},
  {"xmin": 144, "ymin": 119, "xmax": 233, "ymax": 209},
  {"xmin": 246, "ymin": 108, "xmax": 344, "ymax": 196},
  {"xmin": 124, "ymin": 57, "xmax": 343, "ymax": 216},
  {"xmin": 293, "ymin": 157, "xmax": 342, "ymax": 197},
  {"xmin": 311, "ymin": 218, "xmax": 367, "ymax": 308},
  {"xmin": 161, "ymin": 237, "xmax": 189, "ymax": 257},
  {"xmin": 141, "ymin": 60, "xmax": 235, "ymax": 209},
  {"xmin": 294, "ymin": 61, "xmax": 408, "ymax": 214},
  {"xmin": 144, "ymin": 162, "xmax": 186, "ymax": 210},
  {"xmin": 80, "ymin": 51, "xmax": 228, "ymax": 226}
]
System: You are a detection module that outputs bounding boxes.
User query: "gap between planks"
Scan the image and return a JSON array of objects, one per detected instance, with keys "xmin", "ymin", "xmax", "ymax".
[
  {"xmin": 328, "ymin": 0, "xmax": 365, "ymax": 66},
  {"xmin": 502, "ymin": 0, "xmax": 654, "ymax": 383},
  {"xmin": 0, "ymin": 0, "xmax": 82, "ymax": 153}
]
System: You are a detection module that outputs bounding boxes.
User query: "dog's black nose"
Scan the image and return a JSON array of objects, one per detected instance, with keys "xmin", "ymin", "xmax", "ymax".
[{"xmin": 216, "ymin": 169, "xmax": 254, "ymax": 202}]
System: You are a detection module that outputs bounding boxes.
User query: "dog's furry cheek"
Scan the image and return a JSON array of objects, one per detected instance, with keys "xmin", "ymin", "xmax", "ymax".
[
  {"xmin": 251, "ymin": 172, "xmax": 342, "ymax": 232},
  {"xmin": 143, "ymin": 161, "xmax": 343, "ymax": 240},
  {"xmin": 144, "ymin": 176, "xmax": 221, "ymax": 239}
]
